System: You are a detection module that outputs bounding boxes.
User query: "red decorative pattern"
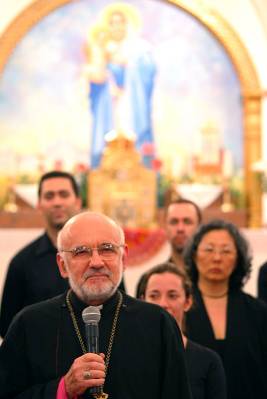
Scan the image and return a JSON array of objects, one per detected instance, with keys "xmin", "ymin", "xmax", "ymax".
[{"xmin": 123, "ymin": 227, "xmax": 167, "ymax": 266}]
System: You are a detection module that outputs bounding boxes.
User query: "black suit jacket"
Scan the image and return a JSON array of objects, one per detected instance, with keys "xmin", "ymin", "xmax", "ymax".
[{"xmin": 0, "ymin": 233, "xmax": 68, "ymax": 338}]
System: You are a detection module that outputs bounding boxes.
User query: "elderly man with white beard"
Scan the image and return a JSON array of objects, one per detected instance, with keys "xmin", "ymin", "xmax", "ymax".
[{"xmin": 0, "ymin": 211, "xmax": 192, "ymax": 399}]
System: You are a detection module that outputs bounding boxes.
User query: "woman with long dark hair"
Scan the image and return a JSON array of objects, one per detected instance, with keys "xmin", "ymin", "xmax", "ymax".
[{"xmin": 184, "ymin": 219, "xmax": 267, "ymax": 399}]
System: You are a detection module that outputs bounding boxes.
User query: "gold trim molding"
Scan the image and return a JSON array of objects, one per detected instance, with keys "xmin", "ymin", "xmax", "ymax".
[
  {"xmin": 0, "ymin": 0, "xmax": 263, "ymax": 226},
  {"xmin": 169, "ymin": 0, "xmax": 263, "ymax": 227}
]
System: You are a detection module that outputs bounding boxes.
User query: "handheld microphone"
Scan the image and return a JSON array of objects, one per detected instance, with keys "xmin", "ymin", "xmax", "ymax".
[{"xmin": 82, "ymin": 306, "xmax": 102, "ymax": 396}]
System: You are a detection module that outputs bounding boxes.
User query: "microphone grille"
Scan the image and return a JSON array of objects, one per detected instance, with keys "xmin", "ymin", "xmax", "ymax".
[{"xmin": 82, "ymin": 306, "xmax": 101, "ymax": 324}]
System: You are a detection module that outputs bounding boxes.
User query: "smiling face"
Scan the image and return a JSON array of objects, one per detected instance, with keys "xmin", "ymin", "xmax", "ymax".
[
  {"xmin": 57, "ymin": 213, "xmax": 127, "ymax": 305},
  {"xmin": 108, "ymin": 11, "xmax": 127, "ymax": 42},
  {"xmin": 195, "ymin": 229, "xmax": 237, "ymax": 286},
  {"xmin": 38, "ymin": 177, "xmax": 81, "ymax": 231},
  {"xmin": 144, "ymin": 272, "xmax": 192, "ymax": 328}
]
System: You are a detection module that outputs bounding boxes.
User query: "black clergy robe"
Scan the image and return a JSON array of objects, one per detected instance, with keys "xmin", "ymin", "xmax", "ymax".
[
  {"xmin": 186, "ymin": 288, "xmax": 267, "ymax": 399},
  {"xmin": 0, "ymin": 290, "xmax": 192, "ymax": 399}
]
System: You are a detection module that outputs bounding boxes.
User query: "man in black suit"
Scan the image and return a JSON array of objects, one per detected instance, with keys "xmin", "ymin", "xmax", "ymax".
[{"xmin": 0, "ymin": 170, "xmax": 82, "ymax": 338}]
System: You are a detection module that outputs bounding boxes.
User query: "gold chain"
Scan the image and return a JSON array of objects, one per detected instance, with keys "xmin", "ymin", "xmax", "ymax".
[
  {"xmin": 66, "ymin": 289, "xmax": 123, "ymax": 397},
  {"xmin": 200, "ymin": 290, "xmax": 228, "ymax": 299},
  {"xmin": 66, "ymin": 290, "xmax": 87, "ymax": 353}
]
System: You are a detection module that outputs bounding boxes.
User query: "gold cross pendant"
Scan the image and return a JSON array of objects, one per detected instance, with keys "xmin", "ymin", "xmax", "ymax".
[{"xmin": 93, "ymin": 393, "xmax": 108, "ymax": 399}]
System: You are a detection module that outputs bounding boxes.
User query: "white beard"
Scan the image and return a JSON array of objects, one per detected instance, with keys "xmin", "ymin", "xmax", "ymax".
[{"xmin": 68, "ymin": 269, "xmax": 123, "ymax": 304}]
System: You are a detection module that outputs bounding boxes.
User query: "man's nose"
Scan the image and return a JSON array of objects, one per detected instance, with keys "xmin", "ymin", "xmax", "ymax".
[
  {"xmin": 176, "ymin": 222, "xmax": 185, "ymax": 230},
  {"xmin": 51, "ymin": 194, "xmax": 64, "ymax": 205},
  {"xmin": 89, "ymin": 248, "xmax": 105, "ymax": 265}
]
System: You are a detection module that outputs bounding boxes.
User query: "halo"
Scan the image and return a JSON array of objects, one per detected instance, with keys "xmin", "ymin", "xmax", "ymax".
[{"xmin": 99, "ymin": 2, "xmax": 142, "ymax": 31}]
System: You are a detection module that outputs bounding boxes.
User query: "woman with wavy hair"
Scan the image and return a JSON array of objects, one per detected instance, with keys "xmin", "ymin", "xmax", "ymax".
[{"xmin": 184, "ymin": 219, "xmax": 267, "ymax": 399}]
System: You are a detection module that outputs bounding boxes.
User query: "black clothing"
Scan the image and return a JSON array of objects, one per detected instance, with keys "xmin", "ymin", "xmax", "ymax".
[
  {"xmin": 186, "ymin": 288, "xmax": 267, "ymax": 399},
  {"xmin": 0, "ymin": 232, "xmax": 127, "ymax": 338},
  {"xmin": 186, "ymin": 340, "xmax": 226, "ymax": 399},
  {"xmin": 0, "ymin": 290, "xmax": 192, "ymax": 399},
  {"xmin": 0, "ymin": 232, "xmax": 69, "ymax": 338},
  {"xmin": 215, "ymin": 339, "xmax": 226, "ymax": 360},
  {"xmin": 257, "ymin": 262, "xmax": 267, "ymax": 303}
]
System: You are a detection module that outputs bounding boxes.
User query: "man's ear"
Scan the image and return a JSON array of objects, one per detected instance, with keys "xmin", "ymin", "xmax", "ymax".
[
  {"xmin": 56, "ymin": 253, "xmax": 68, "ymax": 278},
  {"xmin": 122, "ymin": 244, "xmax": 128, "ymax": 271}
]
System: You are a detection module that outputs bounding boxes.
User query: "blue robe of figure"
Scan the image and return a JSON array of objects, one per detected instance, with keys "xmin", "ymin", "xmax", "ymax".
[{"xmin": 89, "ymin": 42, "xmax": 156, "ymax": 168}]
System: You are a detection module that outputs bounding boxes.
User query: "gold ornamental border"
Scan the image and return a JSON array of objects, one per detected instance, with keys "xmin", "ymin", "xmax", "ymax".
[
  {"xmin": 0, "ymin": 0, "xmax": 263, "ymax": 226},
  {"xmin": 168, "ymin": 0, "xmax": 263, "ymax": 227}
]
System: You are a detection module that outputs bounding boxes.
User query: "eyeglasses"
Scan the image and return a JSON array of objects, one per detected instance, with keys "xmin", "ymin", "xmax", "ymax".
[
  {"xmin": 59, "ymin": 243, "xmax": 124, "ymax": 260},
  {"xmin": 198, "ymin": 245, "xmax": 236, "ymax": 257}
]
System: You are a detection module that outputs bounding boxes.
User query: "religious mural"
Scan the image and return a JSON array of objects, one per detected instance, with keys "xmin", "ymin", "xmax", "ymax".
[{"xmin": 0, "ymin": 0, "xmax": 243, "ymax": 212}]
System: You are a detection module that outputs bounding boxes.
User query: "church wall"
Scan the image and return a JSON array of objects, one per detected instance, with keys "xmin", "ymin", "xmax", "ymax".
[{"xmin": 0, "ymin": 1, "xmax": 266, "ymax": 299}]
